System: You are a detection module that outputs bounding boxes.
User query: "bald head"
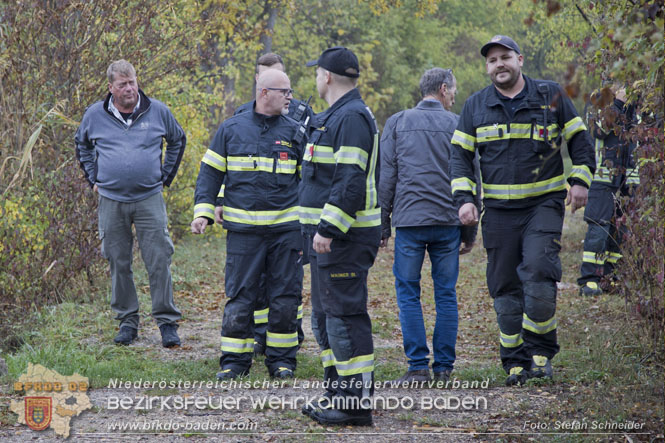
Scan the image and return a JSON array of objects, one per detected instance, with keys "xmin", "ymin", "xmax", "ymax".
[
  {"xmin": 257, "ymin": 69, "xmax": 289, "ymax": 90},
  {"xmin": 255, "ymin": 69, "xmax": 292, "ymax": 116}
]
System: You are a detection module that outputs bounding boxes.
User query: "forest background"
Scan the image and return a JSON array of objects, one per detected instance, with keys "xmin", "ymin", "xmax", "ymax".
[{"xmin": 0, "ymin": 0, "xmax": 662, "ymax": 396}]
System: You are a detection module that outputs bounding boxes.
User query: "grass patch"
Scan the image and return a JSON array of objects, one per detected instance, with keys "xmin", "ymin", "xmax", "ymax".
[{"xmin": 1, "ymin": 209, "xmax": 662, "ymax": 437}]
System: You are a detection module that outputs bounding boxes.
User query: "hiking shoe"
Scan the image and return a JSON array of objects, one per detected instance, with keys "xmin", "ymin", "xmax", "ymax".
[
  {"xmin": 505, "ymin": 366, "xmax": 528, "ymax": 386},
  {"xmin": 579, "ymin": 281, "xmax": 602, "ymax": 296},
  {"xmin": 301, "ymin": 392, "xmax": 334, "ymax": 418},
  {"xmin": 114, "ymin": 326, "xmax": 137, "ymax": 345},
  {"xmin": 253, "ymin": 341, "xmax": 266, "ymax": 356},
  {"xmin": 529, "ymin": 355, "xmax": 553, "ymax": 379},
  {"xmin": 393, "ymin": 369, "xmax": 431, "ymax": 386},
  {"xmin": 310, "ymin": 407, "xmax": 373, "ymax": 427},
  {"xmin": 272, "ymin": 367, "xmax": 294, "ymax": 379},
  {"xmin": 159, "ymin": 323, "xmax": 181, "ymax": 348},
  {"xmin": 433, "ymin": 369, "xmax": 452, "ymax": 382},
  {"xmin": 216, "ymin": 369, "xmax": 248, "ymax": 381}
]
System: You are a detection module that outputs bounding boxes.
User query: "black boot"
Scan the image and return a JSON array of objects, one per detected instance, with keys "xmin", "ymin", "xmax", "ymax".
[
  {"xmin": 114, "ymin": 326, "xmax": 137, "ymax": 345},
  {"xmin": 159, "ymin": 323, "xmax": 181, "ymax": 348}
]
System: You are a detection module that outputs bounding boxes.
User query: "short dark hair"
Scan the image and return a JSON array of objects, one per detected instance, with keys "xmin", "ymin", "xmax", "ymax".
[
  {"xmin": 257, "ymin": 53, "xmax": 284, "ymax": 71},
  {"xmin": 419, "ymin": 68, "xmax": 454, "ymax": 97}
]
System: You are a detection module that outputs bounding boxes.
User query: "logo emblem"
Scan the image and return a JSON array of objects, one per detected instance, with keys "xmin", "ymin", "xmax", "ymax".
[
  {"xmin": 280, "ymin": 152, "xmax": 288, "ymax": 161},
  {"xmin": 25, "ymin": 397, "xmax": 52, "ymax": 431}
]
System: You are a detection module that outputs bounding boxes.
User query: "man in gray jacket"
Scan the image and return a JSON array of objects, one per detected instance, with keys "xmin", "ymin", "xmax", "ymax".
[
  {"xmin": 76, "ymin": 60, "xmax": 186, "ymax": 347},
  {"xmin": 379, "ymin": 68, "xmax": 479, "ymax": 383}
]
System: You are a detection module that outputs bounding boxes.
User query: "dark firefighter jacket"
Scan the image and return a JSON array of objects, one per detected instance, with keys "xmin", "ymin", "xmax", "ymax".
[
  {"xmin": 591, "ymin": 98, "xmax": 640, "ymax": 189},
  {"xmin": 299, "ymin": 88, "xmax": 381, "ymax": 246},
  {"xmin": 193, "ymin": 109, "xmax": 302, "ymax": 233},
  {"xmin": 450, "ymin": 75, "xmax": 595, "ymax": 209}
]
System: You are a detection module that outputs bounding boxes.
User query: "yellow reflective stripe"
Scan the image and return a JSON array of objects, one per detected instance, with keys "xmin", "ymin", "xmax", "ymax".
[
  {"xmin": 477, "ymin": 124, "xmax": 508, "ymax": 142},
  {"xmin": 335, "ymin": 353, "xmax": 374, "ymax": 376},
  {"xmin": 266, "ymin": 331, "xmax": 298, "ymax": 348},
  {"xmin": 222, "ymin": 205, "xmax": 299, "ymax": 225},
  {"xmin": 221, "ymin": 336, "xmax": 254, "ymax": 353},
  {"xmin": 452, "ymin": 130, "xmax": 476, "ymax": 152},
  {"xmin": 321, "ymin": 349, "xmax": 336, "ymax": 368},
  {"xmin": 451, "ymin": 177, "xmax": 477, "ymax": 195},
  {"xmin": 227, "ymin": 156, "xmax": 274, "ymax": 172},
  {"xmin": 194, "ymin": 203, "xmax": 215, "ymax": 220},
  {"xmin": 305, "ymin": 145, "xmax": 335, "ymax": 164},
  {"xmin": 217, "ymin": 184, "xmax": 225, "ymax": 198},
  {"xmin": 569, "ymin": 164, "xmax": 592, "ymax": 187},
  {"xmin": 297, "ymin": 164, "xmax": 302, "ymax": 179},
  {"xmin": 606, "ymin": 252, "xmax": 622, "ymax": 264},
  {"xmin": 594, "ymin": 138, "xmax": 604, "ymax": 169},
  {"xmin": 299, "ymin": 206, "xmax": 322, "ymax": 225},
  {"xmin": 321, "ymin": 203, "xmax": 354, "ymax": 233},
  {"xmin": 583, "ymin": 251, "xmax": 605, "ymax": 265},
  {"xmin": 562, "ymin": 116, "xmax": 586, "ymax": 141},
  {"xmin": 531, "ymin": 123, "xmax": 560, "ymax": 142},
  {"xmin": 351, "ymin": 208, "xmax": 381, "ymax": 228},
  {"xmin": 626, "ymin": 170, "xmax": 640, "ymax": 185},
  {"xmin": 500, "ymin": 331, "xmax": 523, "ymax": 348},
  {"xmin": 522, "ymin": 314, "xmax": 557, "ymax": 335},
  {"xmin": 364, "ymin": 132, "xmax": 379, "ymax": 209},
  {"xmin": 297, "ymin": 304, "xmax": 303, "ymax": 320},
  {"xmin": 202, "ymin": 149, "xmax": 227, "ymax": 172},
  {"xmin": 254, "ymin": 308, "xmax": 269, "ymax": 324},
  {"xmin": 335, "ymin": 145, "xmax": 369, "ymax": 170},
  {"xmin": 276, "ymin": 159, "xmax": 297, "ymax": 174},
  {"xmin": 594, "ymin": 166, "xmax": 613, "ymax": 182},
  {"xmin": 482, "ymin": 175, "xmax": 566, "ymax": 199},
  {"xmin": 477, "ymin": 123, "xmax": 560, "ymax": 143}
]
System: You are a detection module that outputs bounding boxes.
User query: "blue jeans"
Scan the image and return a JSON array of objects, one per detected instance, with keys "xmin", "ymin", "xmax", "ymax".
[{"xmin": 393, "ymin": 226, "xmax": 460, "ymax": 373}]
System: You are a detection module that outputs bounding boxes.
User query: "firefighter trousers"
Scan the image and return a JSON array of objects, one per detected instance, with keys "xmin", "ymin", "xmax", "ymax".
[
  {"xmin": 578, "ymin": 185, "xmax": 625, "ymax": 286},
  {"xmin": 481, "ymin": 198, "xmax": 564, "ymax": 373},
  {"xmin": 220, "ymin": 230, "xmax": 303, "ymax": 375},
  {"xmin": 306, "ymin": 234, "xmax": 377, "ymax": 409}
]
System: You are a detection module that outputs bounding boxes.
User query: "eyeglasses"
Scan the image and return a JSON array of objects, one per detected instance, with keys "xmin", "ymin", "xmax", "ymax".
[{"xmin": 264, "ymin": 87, "xmax": 294, "ymax": 97}]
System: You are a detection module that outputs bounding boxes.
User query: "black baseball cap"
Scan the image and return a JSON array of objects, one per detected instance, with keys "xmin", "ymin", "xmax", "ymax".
[
  {"xmin": 306, "ymin": 46, "xmax": 360, "ymax": 78},
  {"xmin": 480, "ymin": 35, "xmax": 521, "ymax": 57}
]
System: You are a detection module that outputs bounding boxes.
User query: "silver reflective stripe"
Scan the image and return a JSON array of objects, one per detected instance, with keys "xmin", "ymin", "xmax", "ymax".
[
  {"xmin": 203, "ymin": 152, "xmax": 226, "ymax": 170},
  {"xmin": 221, "ymin": 339, "xmax": 253, "ymax": 352},
  {"xmin": 483, "ymin": 177, "xmax": 566, "ymax": 198},
  {"xmin": 321, "ymin": 207, "xmax": 353, "ymax": 230},
  {"xmin": 352, "ymin": 210, "xmax": 380, "ymax": 224},
  {"xmin": 522, "ymin": 315, "xmax": 557, "ymax": 334},
  {"xmin": 336, "ymin": 358, "xmax": 373, "ymax": 373},
  {"xmin": 477, "ymin": 128, "xmax": 501, "ymax": 138}
]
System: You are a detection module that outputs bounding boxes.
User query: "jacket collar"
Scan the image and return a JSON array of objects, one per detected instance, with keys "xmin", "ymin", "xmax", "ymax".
[
  {"xmin": 104, "ymin": 89, "xmax": 151, "ymax": 120},
  {"xmin": 317, "ymin": 88, "xmax": 362, "ymax": 124},
  {"xmin": 485, "ymin": 75, "xmax": 544, "ymax": 108},
  {"xmin": 251, "ymin": 101, "xmax": 282, "ymax": 125},
  {"xmin": 416, "ymin": 99, "xmax": 445, "ymax": 110}
]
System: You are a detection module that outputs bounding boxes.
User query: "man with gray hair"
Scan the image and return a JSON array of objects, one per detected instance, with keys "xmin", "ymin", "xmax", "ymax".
[
  {"xmin": 76, "ymin": 59, "xmax": 186, "ymax": 347},
  {"xmin": 380, "ymin": 67, "xmax": 479, "ymax": 384}
]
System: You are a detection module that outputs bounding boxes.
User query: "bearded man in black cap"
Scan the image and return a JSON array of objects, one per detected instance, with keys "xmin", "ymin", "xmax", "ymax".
[
  {"xmin": 299, "ymin": 46, "xmax": 380, "ymax": 426},
  {"xmin": 450, "ymin": 35, "xmax": 595, "ymax": 386}
]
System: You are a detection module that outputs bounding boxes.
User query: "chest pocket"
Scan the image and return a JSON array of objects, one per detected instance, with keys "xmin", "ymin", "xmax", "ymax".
[
  {"xmin": 303, "ymin": 129, "xmax": 326, "ymax": 180},
  {"xmin": 530, "ymin": 109, "xmax": 560, "ymax": 155},
  {"xmin": 227, "ymin": 143, "xmax": 264, "ymax": 172},
  {"xmin": 273, "ymin": 143, "xmax": 298, "ymax": 185}
]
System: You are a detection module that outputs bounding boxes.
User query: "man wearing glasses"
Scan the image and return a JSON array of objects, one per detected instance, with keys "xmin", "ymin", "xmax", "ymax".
[
  {"xmin": 230, "ymin": 53, "xmax": 313, "ymax": 357},
  {"xmin": 191, "ymin": 68, "xmax": 304, "ymax": 381},
  {"xmin": 380, "ymin": 68, "xmax": 480, "ymax": 385}
]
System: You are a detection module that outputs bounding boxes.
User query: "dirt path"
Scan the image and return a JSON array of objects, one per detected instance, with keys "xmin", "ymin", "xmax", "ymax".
[{"xmin": 1, "ymin": 211, "xmax": 661, "ymax": 441}]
